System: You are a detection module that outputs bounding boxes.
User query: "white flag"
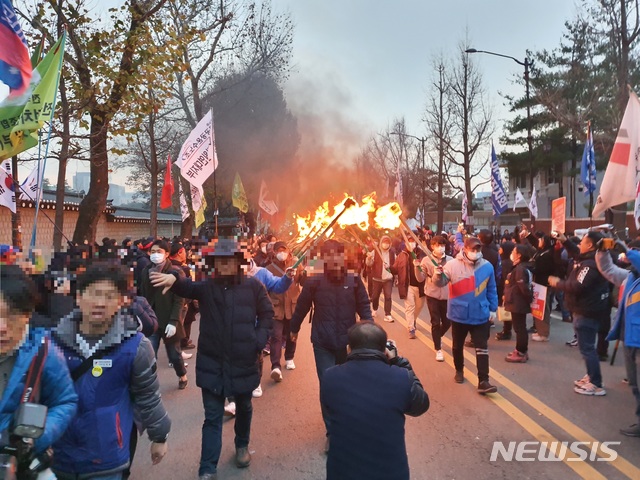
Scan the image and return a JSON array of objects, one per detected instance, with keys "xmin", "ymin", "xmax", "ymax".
[
  {"xmin": 416, "ymin": 207, "xmax": 422, "ymax": 224},
  {"xmin": 19, "ymin": 163, "xmax": 44, "ymax": 201},
  {"xmin": 178, "ymin": 181, "xmax": 190, "ymax": 221},
  {"xmin": 175, "ymin": 111, "xmax": 218, "ymax": 188},
  {"xmin": 634, "ymin": 181, "xmax": 640, "ymax": 229},
  {"xmin": 190, "ymin": 182, "xmax": 204, "ymax": 213},
  {"xmin": 0, "ymin": 160, "xmax": 17, "ymax": 213},
  {"xmin": 528, "ymin": 188, "xmax": 538, "ymax": 218},
  {"xmin": 461, "ymin": 192, "xmax": 468, "ymax": 222},
  {"xmin": 513, "ymin": 187, "xmax": 526, "ymax": 211},
  {"xmin": 259, "ymin": 180, "xmax": 278, "ymax": 216},
  {"xmin": 592, "ymin": 90, "xmax": 640, "ymax": 218}
]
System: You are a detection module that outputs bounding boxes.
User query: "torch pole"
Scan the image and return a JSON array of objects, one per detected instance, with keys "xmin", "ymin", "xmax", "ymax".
[
  {"xmin": 291, "ymin": 198, "xmax": 357, "ymax": 270},
  {"xmin": 399, "ymin": 216, "xmax": 448, "ymax": 281}
]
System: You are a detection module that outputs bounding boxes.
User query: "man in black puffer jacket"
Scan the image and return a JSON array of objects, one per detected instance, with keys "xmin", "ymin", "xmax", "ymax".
[
  {"xmin": 290, "ymin": 239, "xmax": 373, "ymax": 452},
  {"xmin": 149, "ymin": 237, "xmax": 274, "ymax": 478}
]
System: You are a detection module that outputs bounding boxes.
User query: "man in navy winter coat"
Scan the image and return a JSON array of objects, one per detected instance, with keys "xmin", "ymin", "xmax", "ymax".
[{"xmin": 321, "ymin": 322, "xmax": 430, "ymax": 480}]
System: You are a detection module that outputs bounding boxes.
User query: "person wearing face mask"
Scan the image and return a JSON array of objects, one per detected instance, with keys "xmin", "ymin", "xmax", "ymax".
[
  {"xmin": 434, "ymin": 237, "xmax": 499, "ymax": 394},
  {"xmin": 141, "ymin": 239, "xmax": 188, "ymax": 390},
  {"xmin": 415, "ymin": 236, "xmax": 453, "ymax": 361},
  {"xmin": 265, "ymin": 242, "xmax": 303, "ymax": 383},
  {"xmin": 391, "ymin": 236, "xmax": 426, "ymax": 339},
  {"xmin": 290, "ymin": 240, "xmax": 373, "ymax": 453},
  {"xmin": 365, "ymin": 235, "xmax": 396, "ymax": 322},
  {"xmin": 503, "ymin": 244, "xmax": 535, "ymax": 363},
  {"xmin": 253, "ymin": 238, "xmax": 270, "ymax": 267}
]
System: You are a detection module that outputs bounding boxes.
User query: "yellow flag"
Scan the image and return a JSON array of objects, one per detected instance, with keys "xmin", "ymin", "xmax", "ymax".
[
  {"xmin": 232, "ymin": 172, "xmax": 249, "ymax": 213},
  {"xmin": 195, "ymin": 196, "xmax": 207, "ymax": 228}
]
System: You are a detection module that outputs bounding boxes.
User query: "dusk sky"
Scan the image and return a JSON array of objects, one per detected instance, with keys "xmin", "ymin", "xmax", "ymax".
[{"xmin": 3, "ymin": 0, "xmax": 580, "ymax": 190}]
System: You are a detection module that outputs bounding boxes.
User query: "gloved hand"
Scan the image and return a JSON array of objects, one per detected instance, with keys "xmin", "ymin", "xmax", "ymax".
[
  {"xmin": 165, "ymin": 324, "xmax": 177, "ymax": 338},
  {"xmin": 489, "ymin": 311, "xmax": 497, "ymax": 323},
  {"xmin": 285, "ymin": 267, "xmax": 295, "ymax": 278}
]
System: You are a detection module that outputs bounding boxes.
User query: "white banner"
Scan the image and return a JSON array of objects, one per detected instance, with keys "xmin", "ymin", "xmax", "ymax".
[
  {"xmin": 178, "ymin": 181, "xmax": 190, "ymax": 221},
  {"xmin": 513, "ymin": 187, "xmax": 526, "ymax": 211},
  {"xmin": 593, "ymin": 90, "xmax": 640, "ymax": 218},
  {"xmin": 528, "ymin": 188, "xmax": 538, "ymax": 218},
  {"xmin": 191, "ymin": 182, "xmax": 204, "ymax": 213},
  {"xmin": 175, "ymin": 111, "xmax": 218, "ymax": 187}
]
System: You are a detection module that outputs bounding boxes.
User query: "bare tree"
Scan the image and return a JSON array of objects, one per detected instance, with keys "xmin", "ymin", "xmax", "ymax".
[{"xmin": 442, "ymin": 44, "xmax": 493, "ymax": 226}]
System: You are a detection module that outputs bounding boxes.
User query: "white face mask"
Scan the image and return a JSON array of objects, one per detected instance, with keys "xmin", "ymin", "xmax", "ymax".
[
  {"xmin": 150, "ymin": 252, "xmax": 165, "ymax": 265},
  {"xmin": 381, "ymin": 243, "xmax": 390, "ymax": 250},
  {"xmin": 407, "ymin": 242, "xmax": 416, "ymax": 252},
  {"xmin": 510, "ymin": 253, "xmax": 518, "ymax": 264},
  {"xmin": 467, "ymin": 251, "xmax": 482, "ymax": 262},
  {"xmin": 434, "ymin": 246, "xmax": 446, "ymax": 256},
  {"xmin": 261, "ymin": 246, "xmax": 267, "ymax": 254},
  {"xmin": 276, "ymin": 252, "xmax": 289, "ymax": 262}
]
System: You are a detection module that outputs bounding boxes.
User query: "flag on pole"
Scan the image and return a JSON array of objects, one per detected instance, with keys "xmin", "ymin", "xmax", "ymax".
[
  {"xmin": 580, "ymin": 121, "xmax": 597, "ymax": 196},
  {"xmin": 416, "ymin": 207, "xmax": 422, "ymax": 225},
  {"xmin": 634, "ymin": 180, "xmax": 640, "ymax": 229},
  {"xmin": 513, "ymin": 187, "xmax": 526, "ymax": 211},
  {"xmin": 232, "ymin": 172, "xmax": 249, "ymax": 213},
  {"xmin": 160, "ymin": 155, "xmax": 174, "ymax": 209},
  {"xmin": 19, "ymin": 162, "xmax": 43, "ymax": 200},
  {"xmin": 189, "ymin": 182, "xmax": 206, "ymax": 228},
  {"xmin": 178, "ymin": 181, "xmax": 189, "ymax": 221},
  {"xmin": 0, "ymin": 33, "xmax": 66, "ymax": 161},
  {"xmin": 0, "ymin": 159, "xmax": 16, "ymax": 212},
  {"xmin": 0, "ymin": 0, "xmax": 32, "ymax": 97},
  {"xmin": 592, "ymin": 90, "xmax": 640, "ymax": 218},
  {"xmin": 461, "ymin": 192, "xmax": 468, "ymax": 223},
  {"xmin": 175, "ymin": 110, "xmax": 218, "ymax": 188},
  {"xmin": 528, "ymin": 187, "xmax": 538, "ymax": 218},
  {"xmin": 258, "ymin": 179, "xmax": 278, "ymax": 215},
  {"xmin": 490, "ymin": 144, "xmax": 508, "ymax": 217}
]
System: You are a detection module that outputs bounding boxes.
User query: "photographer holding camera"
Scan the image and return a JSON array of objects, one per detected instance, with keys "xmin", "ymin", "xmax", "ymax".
[
  {"xmin": 320, "ymin": 322, "xmax": 430, "ymax": 480},
  {"xmin": 1, "ymin": 264, "xmax": 78, "ymax": 479}
]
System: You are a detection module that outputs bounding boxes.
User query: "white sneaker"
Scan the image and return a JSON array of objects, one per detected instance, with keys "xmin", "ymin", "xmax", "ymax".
[
  {"xmin": 384, "ymin": 315, "xmax": 394, "ymax": 323},
  {"xmin": 224, "ymin": 401, "xmax": 236, "ymax": 416},
  {"xmin": 435, "ymin": 350, "xmax": 444, "ymax": 362},
  {"xmin": 182, "ymin": 351, "xmax": 193, "ymax": 360},
  {"xmin": 270, "ymin": 368, "xmax": 283, "ymax": 383},
  {"xmin": 285, "ymin": 360, "xmax": 296, "ymax": 370},
  {"xmin": 252, "ymin": 384, "xmax": 263, "ymax": 398},
  {"xmin": 531, "ymin": 333, "xmax": 549, "ymax": 342},
  {"xmin": 574, "ymin": 382, "xmax": 606, "ymax": 396}
]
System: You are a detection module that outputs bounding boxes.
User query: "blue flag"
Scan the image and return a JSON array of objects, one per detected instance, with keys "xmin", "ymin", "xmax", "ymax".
[
  {"xmin": 0, "ymin": 0, "xmax": 32, "ymax": 97},
  {"xmin": 491, "ymin": 144, "xmax": 508, "ymax": 217},
  {"xmin": 581, "ymin": 122, "xmax": 597, "ymax": 196}
]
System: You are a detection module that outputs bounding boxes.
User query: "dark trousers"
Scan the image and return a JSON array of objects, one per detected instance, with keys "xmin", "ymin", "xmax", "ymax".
[
  {"xmin": 426, "ymin": 296, "xmax": 451, "ymax": 350},
  {"xmin": 597, "ymin": 315, "xmax": 612, "ymax": 357},
  {"xmin": 451, "ymin": 320, "xmax": 491, "ymax": 382},
  {"xmin": 270, "ymin": 318, "xmax": 296, "ymax": 369},
  {"xmin": 199, "ymin": 389, "xmax": 252, "ymax": 476},
  {"xmin": 181, "ymin": 302, "xmax": 198, "ymax": 346},
  {"xmin": 149, "ymin": 332, "xmax": 187, "ymax": 377},
  {"xmin": 511, "ymin": 312, "xmax": 528, "ymax": 354},
  {"xmin": 574, "ymin": 316, "xmax": 602, "ymax": 387},
  {"xmin": 624, "ymin": 346, "xmax": 640, "ymax": 422},
  {"xmin": 371, "ymin": 279, "xmax": 392, "ymax": 315},
  {"xmin": 313, "ymin": 345, "xmax": 348, "ymax": 434}
]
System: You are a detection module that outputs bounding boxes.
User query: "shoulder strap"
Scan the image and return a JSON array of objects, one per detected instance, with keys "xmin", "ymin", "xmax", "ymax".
[{"xmin": 21, "ymin": 336, "xmax": 49, "ymax": 404}]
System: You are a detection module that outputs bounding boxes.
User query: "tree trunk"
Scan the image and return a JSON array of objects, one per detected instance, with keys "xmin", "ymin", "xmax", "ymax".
[
  {"xmin": 54, "ymin": 75, "xmax": 71, "ymax": 251},
  {"xmin": 148, "ymin": 105, "xmax": 159, "ymax": 238},
  {"xmin": 72, "ymin": 114, "xmax": 109, "ymax": 244}
]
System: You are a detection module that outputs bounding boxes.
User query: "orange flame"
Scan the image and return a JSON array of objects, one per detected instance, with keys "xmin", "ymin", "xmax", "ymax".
[{"xmin": 374, "ymin": 202, "xmax": 403, "ymax": 230}]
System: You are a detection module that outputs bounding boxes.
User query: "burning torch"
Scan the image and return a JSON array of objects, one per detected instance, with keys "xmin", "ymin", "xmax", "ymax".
[{"xmin": 291, "ymin": 197, "xmax": 357, "ymax": 269}]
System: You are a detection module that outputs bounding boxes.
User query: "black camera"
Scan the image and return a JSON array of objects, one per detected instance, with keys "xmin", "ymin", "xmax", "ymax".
[
  {"xmin": 385, "ymin": 340, "xmax": 396, "ymax": 352},
  {"xmin": 0, "ymin": 403, "xmax": 51, "ymax": 480}
]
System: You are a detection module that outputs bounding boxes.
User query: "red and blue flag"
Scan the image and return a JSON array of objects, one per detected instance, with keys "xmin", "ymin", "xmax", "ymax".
[{"xmin": 0, "ymin": 0, "xmax": 31, "ymax": 97}]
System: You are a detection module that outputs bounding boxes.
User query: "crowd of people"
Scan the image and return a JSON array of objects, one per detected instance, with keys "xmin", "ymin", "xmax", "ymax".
[{"xmin": 0, "ymin": 219, "xmax": 639, "ymax": 479}]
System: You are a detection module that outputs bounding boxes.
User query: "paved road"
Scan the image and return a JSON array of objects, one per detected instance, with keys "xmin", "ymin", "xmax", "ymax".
[{"xmin": 132, "ymin": 290, "xmax": 640, "ymax": 480}]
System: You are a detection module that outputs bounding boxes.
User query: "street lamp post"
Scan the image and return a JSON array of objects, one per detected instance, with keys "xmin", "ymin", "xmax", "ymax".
[
  {"xmin": 391, "ymin": 132, "xmax": 427, "ymax": 226},
  {"xmin": 466, "ymin": 48, "xmax": 535, "ymax": 219}
]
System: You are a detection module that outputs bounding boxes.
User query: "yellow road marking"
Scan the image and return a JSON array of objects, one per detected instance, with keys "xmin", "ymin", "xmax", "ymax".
[{"xmin": 390, "ymin": 300, "xmax": 638, "ymax": 480}]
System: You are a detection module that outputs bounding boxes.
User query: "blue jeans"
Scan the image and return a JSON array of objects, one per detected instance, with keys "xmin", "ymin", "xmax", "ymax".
[
  {"xmin": 624, "ymin": 346, "xmax": 640, "ymax": 422},
  {"xmin": 574, "ymin": 316, "xmax": 602, "ymax": 387},
  {"xmin": 199, "ymin": 389, "xmax": 253, "ymax": 475},
  {"xmin": 313, "ymin": 345, "xmax": 347, "ymax": 434}
]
